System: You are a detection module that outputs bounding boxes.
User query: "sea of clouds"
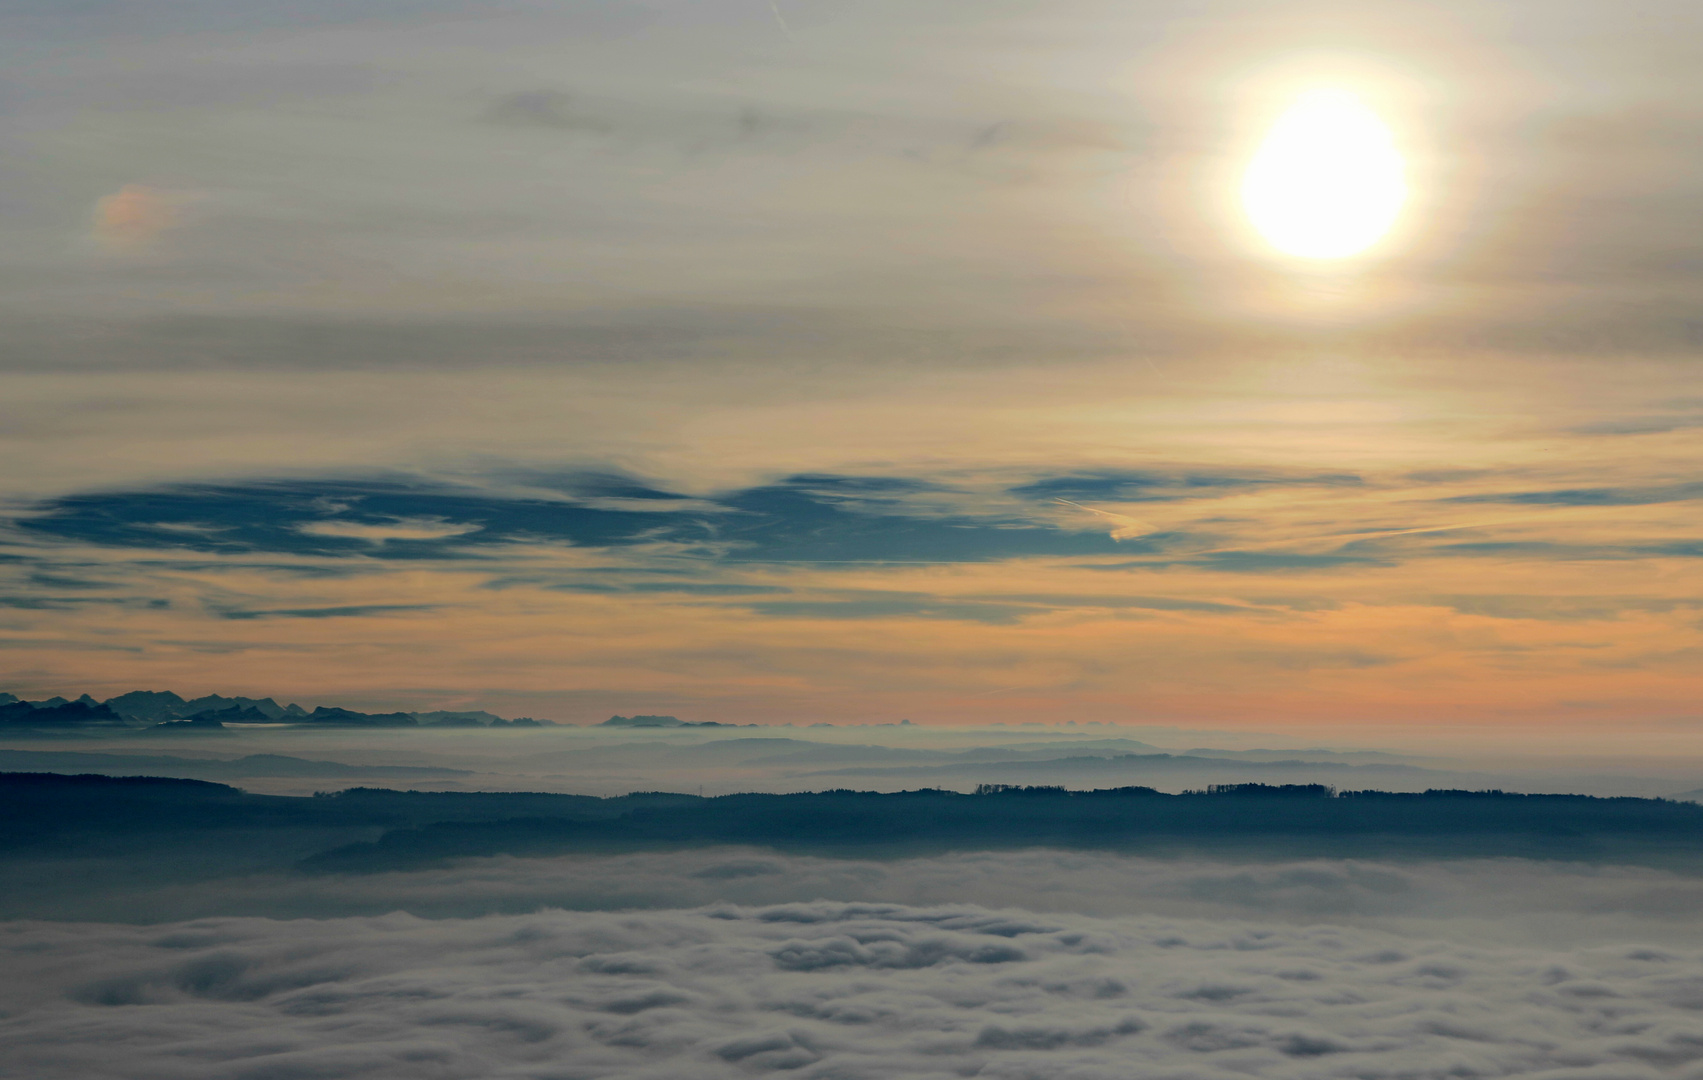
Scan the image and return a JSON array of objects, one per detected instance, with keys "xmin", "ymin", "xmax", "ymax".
[
  {"xmin": 18, "ymin": 849, "xmax": 1703, "ymax": 945},
  {"xmin": 10, "ymin": 898, "xmax": 1703, "ymax": 1080}
]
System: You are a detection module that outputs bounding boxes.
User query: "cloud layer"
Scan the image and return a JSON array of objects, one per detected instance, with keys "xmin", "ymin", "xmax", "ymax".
[
  {"xmin": 7, "ymin": 461, "xmax": 1703, "ymax": 734},
  {"xmin": 11, "ymin": 899, "xmax": 1703, "ymax": 1079}
]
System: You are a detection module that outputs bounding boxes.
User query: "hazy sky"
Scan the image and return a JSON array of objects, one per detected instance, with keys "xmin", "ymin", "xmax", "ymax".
[{"xmin": 3, "ymin": 0, "xmax": 1702, "ymax": 737}]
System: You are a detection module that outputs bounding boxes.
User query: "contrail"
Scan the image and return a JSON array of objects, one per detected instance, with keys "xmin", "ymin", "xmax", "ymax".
[
  {"xmin": 766, "ymin": 0, "xmax": 795, "ymax": 41},
  {"xmin": 1053, "ymin": 498, "xmax": 1157, "ymax": 540},
  {"xmin": 1330, "ymin": 518, "xmax": 1537, "ymax": 542}
]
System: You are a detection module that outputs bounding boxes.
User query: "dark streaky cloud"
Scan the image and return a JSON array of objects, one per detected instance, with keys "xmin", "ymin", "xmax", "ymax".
[
  {"xmin": 1010, "ymin": 470, "xmax": 1364, "ymax": 502},
  {"xmin": 14, "ymin": 473, "xmax": 1137, "ymax": 565}
]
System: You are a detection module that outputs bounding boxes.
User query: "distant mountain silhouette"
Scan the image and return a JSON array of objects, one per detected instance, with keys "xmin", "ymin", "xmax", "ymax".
[
  {"xmin": 190, "ymin": 706, "xmax": 277, "ymax": 723},
  {"xmin": 182, "ymin": 694, "xmax": 290, "ymax": 719},
  {"xmin": 602, "ymin": 714, "xmax": 687, "ymax": 727},
  {"xmin": 0, "ymin": 700, "xmax": 124, "ymax": 726},
  {"xmin": 0, "ymin": 750, "xmax": 472, "ymax": 781},
  {"xmin": 415, "ymin": 710, "xmax": 504, "ymax": 727},
  {"xmin": 0, "ymin": 688, "xmax": 556, "ymax": 729},
  {"xmin": 601, "ymin": 714, "xmax": 741, "ymax": 728},
  {"xmin": 102, "ymin": 690, "xmax": 186, "ymax": 721},
  {"xmin": 304, "ymin": 706, "xmax": 418, "ymax": 727}
]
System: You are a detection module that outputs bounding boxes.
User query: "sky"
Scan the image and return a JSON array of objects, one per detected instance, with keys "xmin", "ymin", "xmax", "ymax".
[{"xmin": 4, "ymin": 0, "xmax": 1703, "ymax": 742}]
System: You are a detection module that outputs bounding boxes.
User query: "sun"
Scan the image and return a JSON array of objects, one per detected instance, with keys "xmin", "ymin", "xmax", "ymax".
[{"xmin": 1241, "ymin": 88, "xmax": 1406, "ymax": 259}]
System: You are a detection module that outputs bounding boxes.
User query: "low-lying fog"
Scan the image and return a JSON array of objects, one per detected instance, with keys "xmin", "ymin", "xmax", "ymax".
[{"xmin": 13, "ymin": 888, "xmax": 1703, "ymax": 1080}]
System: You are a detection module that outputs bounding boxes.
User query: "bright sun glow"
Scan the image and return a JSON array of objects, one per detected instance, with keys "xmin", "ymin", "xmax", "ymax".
[{"xmin": 1242, "ymin": 88, "xmax": 1406, "ymax": 259}]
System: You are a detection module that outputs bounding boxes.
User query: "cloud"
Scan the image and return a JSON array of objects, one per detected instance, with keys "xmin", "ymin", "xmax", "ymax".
[
  {"xmin": 1428, "ymin": 594, "xmax": 1703, "ymax": 621},
  {"xmin": 1446, "ymin": 482, "xmax": 1703, "ymax": 508},
  {"xmin": 1011, "ymin": 470, "xmax": 1364, "ymax": 502},
  {"xmin": 11, "ymin": 896, "xmax": 1703, "ymax": 1077},
  {"xmin": 1573, "ymin": 416, "xmax": 1703, "ymax": 436},
  {"xmin": 481, "ymin": 89, "xmax": 612, "ymax": 132},
  {"xmin": 549, "ymin": 582, "xmax": 792, "ymax": 596},
  {"xmin": 214, "ymin": 604, "xmax": 439, "ymax": 620},
  {"xmin": 1087, "ymin": 550, "xmax": 1392, "ymax": 573},
  {"xmin": 13, "ymin": 478, "xmax": 691, "ymax": 559},
  {"xmin": 12, "ymin": 473, "xmax": 1131, "ymax": 564},
  {"xmin": 1432, "ymin": 540, "xmax": 1703, "ymax": 562},
  {"xmin": 294, "ymin": 519, "xmax": 481, "ymax": 544},
  {"xmin": 739, "ymin": 592, "xmax": 1038, "ymax": 624},
  {"xmin": 1188, "ymin": 550, "xmax": 1393, "ymax": 573},
  {"xmin": 972, "ymin": 592, "xmax": 1252, "ymax": 614}
]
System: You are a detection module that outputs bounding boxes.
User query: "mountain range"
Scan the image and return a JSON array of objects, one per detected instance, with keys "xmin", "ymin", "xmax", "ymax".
[{"xmin": 0, "ymin": 691, "xmax": 553, "ymax": 730}]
